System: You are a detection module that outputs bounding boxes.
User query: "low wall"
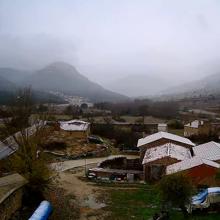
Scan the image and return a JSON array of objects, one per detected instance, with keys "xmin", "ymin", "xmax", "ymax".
[
  {"xmin": 0, "ymin": 187, "xmax": 23, "ymax": 220},
  {"xmin": 0, "ymin": 173, "xmax": 27, "ymax": 220}
]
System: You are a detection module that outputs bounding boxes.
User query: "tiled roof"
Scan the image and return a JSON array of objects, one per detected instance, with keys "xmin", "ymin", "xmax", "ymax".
[
  {"xmin": 137, "ymin": 131, "xmax": 195, "ymax": 147},
  {"xmin": 193, "ymin": 141, "xmax": 220, "ymax": 161}
]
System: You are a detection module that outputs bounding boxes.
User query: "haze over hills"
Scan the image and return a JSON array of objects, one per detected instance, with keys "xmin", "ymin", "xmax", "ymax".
[
  {"xmin": 0, "ymin": 75, "xmax": 16, "ymax": 91},
  {"xmin": 1, "ymin": 60, "xmax": 220, "ymax": 103},
  {"xmin": 0, "ymin": 62, "xmax": 128, "ymax": 103},
  {"xmin": 106, "ymin": 74, "xmax": 173, "ymax": 97},
  {"xmin": 161, "ymin": 72, "xmax": 220, "ymax": 99},
  {"xmin": 0, "ymin": 68, "xmax": 31, "ymax": 85}
]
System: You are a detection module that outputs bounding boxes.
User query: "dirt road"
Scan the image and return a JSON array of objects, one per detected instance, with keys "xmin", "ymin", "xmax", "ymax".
[
  {"xmin": 54, "ymin": 154, "xmax": 139, "ymax": 219},
  {"xmin": 58, "ymin": 167, "xmax": 108, "ymax": 220},
  {"xmin": 51, "ymin": 154, "xmax": 139, "ymax": 172}
]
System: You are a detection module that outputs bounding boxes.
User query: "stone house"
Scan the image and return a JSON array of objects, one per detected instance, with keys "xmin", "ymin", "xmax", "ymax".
[
  {"xmin": 137, "ymin": 131, "xmax": 195, "ymax": 181},
  {"xmin": 184, "ymin": 120, "xmax": 211, "ymax": 137}
]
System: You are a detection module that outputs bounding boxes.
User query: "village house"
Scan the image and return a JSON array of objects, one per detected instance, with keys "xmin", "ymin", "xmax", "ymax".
[
  {"xmin": 166, "ymin": 156, "xmax": 220, "ymax": 186},
  {"xmin": 137, "ymin": 131, "xmax": 220, "ymax": 184},
  {"xmin": 157, "ymin": 123, "xmax": 167, "ymax": 132},
  {"xmin": 184, "ymin": 120, "xmax": 211, "ymax": 137},
  {"xmin": 137, "ymin": 131, "xmax": 195, "ymax": 181},
  {"xmin": 59, "ymin": 119, "xmax": 90, "ymax": 139}
]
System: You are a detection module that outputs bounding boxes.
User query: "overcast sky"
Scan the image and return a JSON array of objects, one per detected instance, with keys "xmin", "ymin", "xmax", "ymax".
[{"xmin": 0, "ymin": 0, "xmax": 220, "ymax": 85}]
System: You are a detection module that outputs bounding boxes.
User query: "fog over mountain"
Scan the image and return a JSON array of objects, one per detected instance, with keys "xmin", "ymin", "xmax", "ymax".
[
  {"xmin": 162, "ymin": 72, "xmax": 220, "ymax": 98},
  {"xmin": 106, "ymin": 74, "xmax": 173, "ymax": 97},
  {"xmin": 1, "ymin": 1, "xmax": 220, "ymax": 97},
  {"xmin": 0, "ymin": 62, "xmax": 128, "ymax": 102}
]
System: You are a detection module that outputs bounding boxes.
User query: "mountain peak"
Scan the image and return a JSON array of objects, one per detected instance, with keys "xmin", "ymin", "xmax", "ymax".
[
  {"xmin": 24, "ymin": 62, "xmax": 128, "ymax": 102},
  {"xmin": 44, "ymin": 61, "xmax": 78, "ymax": 72}
]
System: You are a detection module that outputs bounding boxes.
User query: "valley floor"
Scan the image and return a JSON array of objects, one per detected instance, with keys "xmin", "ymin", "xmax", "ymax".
[{"xmin": 54, "ymin": 164, "xmax": 220, "ymax": 220}]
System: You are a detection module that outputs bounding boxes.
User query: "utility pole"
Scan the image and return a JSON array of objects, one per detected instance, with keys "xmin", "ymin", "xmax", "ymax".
[{"xmin": 84, "ymin": 153, "xmax": 87, "ymax": 176}]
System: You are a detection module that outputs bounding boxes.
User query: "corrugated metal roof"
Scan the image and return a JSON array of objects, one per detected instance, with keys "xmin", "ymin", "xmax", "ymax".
[
  {"xmin": 142, "ymin": 143, "xmax": 192, "ymax": 165},
  {"xmin": 166, "ymin": 156, "xmax": 220, "ymax": 175},
  {"xmin": 193, "ymin": 141, "xmax": 220, "ymax": 161},
  {"xmin": 0, "ymin": 142, "xmax": 17, "ymax": 160},
  {"xmin": 137, "ymin": 131, "xmax": 195, "ymax": 147},
  {"xmin": 59, "ymin": 120, "xmax": 90, "ymax": 131}
]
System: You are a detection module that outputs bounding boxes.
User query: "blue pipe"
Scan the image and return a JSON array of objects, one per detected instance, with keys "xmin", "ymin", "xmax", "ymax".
[{"xmin": 29, "ymin": 201, "xmax": 52, "ymax": 220}]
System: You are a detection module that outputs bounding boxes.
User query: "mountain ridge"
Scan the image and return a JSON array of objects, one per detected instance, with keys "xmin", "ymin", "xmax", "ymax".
[
  {"xmin": 160, "ymin": 72, "xmax": 220, "ymax": 99},
  {"xmin": 0, "ymin": 62, "xmax": 128, "ymax": 103},
  {"xmin": 106, "ymin": 74, "xmax": 172, "ymax": 97}
]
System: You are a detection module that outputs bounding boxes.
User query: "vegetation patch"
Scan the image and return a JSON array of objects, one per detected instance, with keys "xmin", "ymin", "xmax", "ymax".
[{"xmin": 104, "ymin": 185, "xmax": 220, "ymax": 220}]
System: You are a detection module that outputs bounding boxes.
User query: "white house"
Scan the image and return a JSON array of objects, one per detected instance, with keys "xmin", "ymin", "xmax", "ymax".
[
  {"xmin": 59, "ymin": 119, "xmax": 90, "ymax": 138},
  {"xmin": 158, "ymin": 123, "xmax": 167, "ymax": 132}
]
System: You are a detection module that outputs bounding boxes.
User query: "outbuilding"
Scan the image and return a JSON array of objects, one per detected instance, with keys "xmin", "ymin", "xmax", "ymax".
[
  {"xmin": 184, "ymin": 120, "xmax": 211, "ymax": 137},
  {"xmin": 59, "ymin": 119, "xmax": 90, "ymax": 139},
  {"xmin": 166, "ymin": 156, "xmax": 220, "ymax": 186}
]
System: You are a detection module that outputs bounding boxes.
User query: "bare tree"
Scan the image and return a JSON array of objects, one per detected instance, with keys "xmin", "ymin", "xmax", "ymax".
[{"xmin": 1, "ymin": 87, "xmax": 51, "ymax": 190}]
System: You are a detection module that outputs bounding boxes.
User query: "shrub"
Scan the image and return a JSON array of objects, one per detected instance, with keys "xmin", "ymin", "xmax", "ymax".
[{"xmin": 158, "ymin": 174, "xmax": 194, "ymax": 217}]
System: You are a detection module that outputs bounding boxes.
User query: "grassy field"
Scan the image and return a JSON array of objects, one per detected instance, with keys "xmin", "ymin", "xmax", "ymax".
[
  {"xmin": 104, "ymin": 184, "xmax": 220, "ymax": 220},
  {"xmin": 168, "ymin": 128, "xmax": 184, "ymax": 136}
]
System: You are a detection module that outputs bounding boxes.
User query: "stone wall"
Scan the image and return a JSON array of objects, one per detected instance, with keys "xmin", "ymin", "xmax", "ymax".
[
  {"xmin": 99, "ymin": 157, "xmax": 142, "ymax": 170},
  {"xmin": 0, "ymin": 188, "xmax": 23, "ymax": 220}
]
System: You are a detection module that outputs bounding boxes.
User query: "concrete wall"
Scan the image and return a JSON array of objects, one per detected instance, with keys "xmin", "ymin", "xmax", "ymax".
[{"xmin": 59, "ymin": 128, "xmax": 90, "ymax": 139}]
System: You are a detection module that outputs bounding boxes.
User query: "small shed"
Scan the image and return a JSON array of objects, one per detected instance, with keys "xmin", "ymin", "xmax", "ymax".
[
  {"xmin": 184, "ymin": 120, "xmax": 211, "ymax": 137},
  {"xmin": 59, "ymin": 120, "xmax": 90, "ymax": 138},
  {"xmin": 88, "ymin": 167, "xmax": 143, "ymax": 181},
  {"xmin": 158, "ymin": 123, "xmax": 167, "ymax": 132}
]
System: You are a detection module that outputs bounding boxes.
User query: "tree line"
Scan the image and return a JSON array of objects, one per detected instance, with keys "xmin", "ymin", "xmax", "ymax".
[{"xmin": 94, "ymin": 99, "xmax": 180, "ymax": 119}]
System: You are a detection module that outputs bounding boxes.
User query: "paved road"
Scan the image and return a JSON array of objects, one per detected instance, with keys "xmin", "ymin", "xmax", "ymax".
[{"xmin": 50, "ymin": 155, "xmax": 139, "ymax": 172}]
